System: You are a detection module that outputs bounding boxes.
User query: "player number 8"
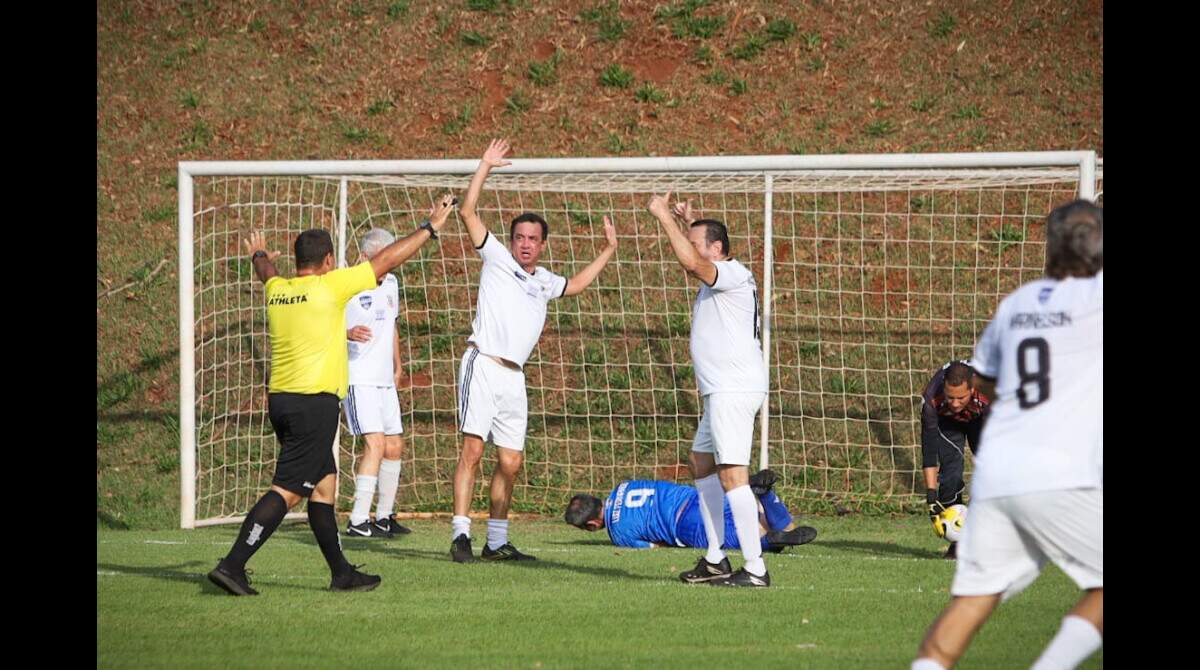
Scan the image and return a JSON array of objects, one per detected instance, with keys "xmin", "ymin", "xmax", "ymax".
[{"xmin": 1016, "ymin": 337, "xmax": 1050, "ymax": 409}]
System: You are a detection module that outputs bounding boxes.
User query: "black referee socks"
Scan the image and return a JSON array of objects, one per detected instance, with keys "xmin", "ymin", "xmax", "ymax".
[
  {"xmin": 225, "ymin": 489, "xmax": 288, "ymax": 570},
  {"xmin": 307, "ymin": 501, "xmax": 353, "ymax": 577}
]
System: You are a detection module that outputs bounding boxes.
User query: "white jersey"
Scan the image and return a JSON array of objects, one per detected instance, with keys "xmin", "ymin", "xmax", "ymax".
[
  {"xmin": 467, "ymin": 232, "xmax": 567, "ymax": 367},
  {"xmin": 968, "ymin": 271, "xmax": 1102, "ymax": 501},
  {"xmin": 345, "ymin": 273, "xmax": 400, "ymax": 387},
  {"xmin": 690, "ymin": 259, "xmax": 769, "ymax": 396}
]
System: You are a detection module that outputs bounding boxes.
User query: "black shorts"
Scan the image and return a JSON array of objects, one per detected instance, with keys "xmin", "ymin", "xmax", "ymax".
[{"xmin": 268, "ymin": 392, "xmax": 340, "ymax": 497}]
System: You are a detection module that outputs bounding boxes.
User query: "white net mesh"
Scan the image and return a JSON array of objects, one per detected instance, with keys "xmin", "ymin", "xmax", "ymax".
[{"xmin": 186, "ymin": 163, "xmax": 1102, "ymax": 524}]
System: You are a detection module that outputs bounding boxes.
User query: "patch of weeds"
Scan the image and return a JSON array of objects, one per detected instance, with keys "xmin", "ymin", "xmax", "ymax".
[
  {"xmin": 833, "ymin": 35, "xmax": 849, "ymax": 49},
  {"xmin": 870, "ymin": 98, "xmax": 889, "ymax": 111},
  {"xmin": 527, "ymin": 50, "xmax": 563, "ymax": 87},
  {"xmin": 765, "ymin": 19, "xmax": 795, "ymax": 43},
  {"xmin": 814, "ymin": 116, "xmax": 830, "ymax": 132},
  {"xmin": 991, "ymin": 223, "xmax": 1024, "ymax": 252},
  {"xmin": 806, "ymin": 56, "xmax": 824, "ymax": 73},
  {"xmin": 467, "ymin": 0, "xmax": 499, "ymax": 10},
  {"xmin": 910, "ymin": 196, "xmax": 930, "ymax": 212},
  {"xmin": 828, "ymin": 374, "xmax": 864, "ymax": 394},
  {"xmin": 461, "ymin": 30, "xmax": 490, "ymax": 47},
  {"xmin": 581, "ymin": 1, "xmax": 629, "ymax": 42},
  {"xmin": 143, "ymin": 205, "xmax": 174, "ymax": 222},
  {"xmin": 864, "ymin": 119, "xmax": 895, "ymax": 137},
  {"xmin": 798, "ymin": 342, "xmax": 819, "ymax": 357},
  {"xmin": 348, "ymin": 3, "xmax": 367, "ymax": 18},
  {"xmin": 635, "ymin": 82, "xmax": 666, "ymax": 103},
  {"xmin": 674, "ymin": 15, "xmax": 726, "ymax": 39},
  {"xmin": 599, "ymin": 63, "xmax": 634, "ymax": 88},
  {"xmin": 504, "ymin": 89, "xmax": 531, "ymax": 114},
  {"xmin": 927, "ymin": 10, "xmax": 956, "ymax": 38},
  {"xmin": 248, "ymin": 17, "xmax": 266, "ymax": 32},
  {"xmin": 565, "ymin": 202, "xmax": 595, "ymax": 226},
  {"xmin": 801, "ymin": 31, "xmax": 821, "ymax": 50},
  {"xmin": 154, "ymin": 450, "xmax": 179, "ymax": 474},
  {"xmin": 952, "ymin": 104, "xmax": 982, "ymax": 120},
  {"xmin": 441, "ymin": 104, "xmax": 475, "ymax": 135},
  {"xmin": 910, "ymin": 95, "xmax": 936, "ymax": 112},
  {"xmin": 367, "ymin": 97, "xmax": 396, "ymax": 115},
  {"xmin": 387, "ymin": 1, "xmax": 411, "ymax": 18},
  {"xmin": 605, "ymin": 132, "xmax": 631, "ymax": 153},
  {"xmin": 702, "ymin": 69, "xmax": 728, "ymax": 85},
  {"xmin": 730, "ymin": 34, "xmax": 766, "ymax": 60},
  {"xmin": 180, "ymin": 90, "xmax": 200, "ymax": 109},
  {"xmin": 728, "ymin": 78, "xmax": 748, "ymax": 96},
  {"xmin": 182, "ymin": 119, "xmax": 213, "ymax": 150},
  {"xmin": 692, "ymin": 45, "xmax": 713, "ymax": 66},
  {"xmin": 342, "ymin": 126, "xmax": 373, "ymax": 142},
  {"xmin": 968, "ymin": 126, "xmax": 989, "ymax": 145}
]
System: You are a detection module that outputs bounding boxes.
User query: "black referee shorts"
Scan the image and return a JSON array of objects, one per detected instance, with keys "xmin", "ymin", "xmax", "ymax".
[{"xmin": 268, "ymin": 392, "xmax": 340, "ymax": 497}]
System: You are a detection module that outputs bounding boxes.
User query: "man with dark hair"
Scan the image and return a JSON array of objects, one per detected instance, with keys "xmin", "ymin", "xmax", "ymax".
[
  {"xmin": 205, "ymin": 195, "xmax": 457, "ymax": 596},
  {"xmin": 912, "ymin": 200, "xmax": 1103, "ymax": 670},
  {"xmin": 564, "ymin": 472, "xmax": 817, "ymax": 552},
  {"xmin": 449, "ymin": 138, "xmax": 619, "ymax": 562},
  {"xmin": 920, "ymin": 360, "xmax": 990, "ymax": 559},
  {"xmin": 647, "ymin": 194, "xmax": 771, "ymax": 587}
]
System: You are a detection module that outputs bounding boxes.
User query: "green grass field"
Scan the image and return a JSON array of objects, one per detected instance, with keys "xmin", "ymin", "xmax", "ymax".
[{"xmin": 98, "ymin": 516, "xmax": 1101, "ymax": 668}]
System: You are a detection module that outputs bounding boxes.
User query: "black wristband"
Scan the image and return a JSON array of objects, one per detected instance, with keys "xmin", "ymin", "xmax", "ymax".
[
  {"xmin": 419, "ymin": 220, "xmax": 438, "ymax": 240},
  {"xmin": 926, "ymin": 488, "xmax": 938, "ymax": 505},
  {"xmin": 251, "ymin": 250, "xmax": 267, "ymax": 261}
]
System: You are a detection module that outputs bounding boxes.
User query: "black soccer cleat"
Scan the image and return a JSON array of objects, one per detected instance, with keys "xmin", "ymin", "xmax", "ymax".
[
  {"xmin": 207, "ymin": 560, "xmax": 258, "ymax": 596},
  {"xmin": 944, "ymin": 542, "xmax": 958, "ymax": 560},
  {"xmin": 749, "ymin": 469, "xmax": 779, "ymax": 497},
  {"xmin": 679, "ymin": 556, "xmax": 734, "ymax": 583},
  {"xmin": 375, "ymin": 514, "xmax": 412, "ymax": 536},
  {"xmin": 480, "ymin": 542, "xmax": 537, "ymax": 561},
  {"xmin": 330, "ymin": 564, "xmax": 382, "ymax": 592},
  {"xmin": 450, "ymin": 534, "xmax": 477, "ymax": 563},
  {"xmin": 710, "ymin": 567, "xmax": 771, "ymax": 588},
  {"xmin": 346, "ymin": 520, "xmax": 387, "ymax": 538},
  {"xmin": 765, "ymin": 526, "xmax": 818, "ymax": 553}
]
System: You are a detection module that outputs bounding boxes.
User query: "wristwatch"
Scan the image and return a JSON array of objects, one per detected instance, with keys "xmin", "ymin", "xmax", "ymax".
[
  {"xmin": 251, "ymin": 250, "xmax": 267, "ymax": 261},
  {"xmin": 419, "ymin": 219, "xmax": 438, "ymax": 240}
]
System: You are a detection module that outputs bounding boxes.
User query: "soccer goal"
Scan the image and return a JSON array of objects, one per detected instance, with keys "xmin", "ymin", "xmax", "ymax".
[{"xmin": 178, "ymin": 151, "xmax": 1101, "ymax": 528}]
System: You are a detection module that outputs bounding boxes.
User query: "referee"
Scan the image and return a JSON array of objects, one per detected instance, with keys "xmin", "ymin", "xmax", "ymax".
[{"xmin": 207, "ymin": 194, "xmax": 456, "ymax": 596}]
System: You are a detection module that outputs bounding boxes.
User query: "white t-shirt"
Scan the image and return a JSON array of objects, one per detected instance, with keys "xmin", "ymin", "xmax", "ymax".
[
  {"xmin": 345, "ymin": 273, "xmax": 400, "ymax": 387},
  {"xmin": 467, "ymin": 232, "xmax": 567, "ymax": 367},
  {"xmin": 968, "ymin": 270, "xmax": 1103, "ymax": 501},
  {"xmin": 690, "ymin": 259, "xmax": 769, "ymax": 396}
]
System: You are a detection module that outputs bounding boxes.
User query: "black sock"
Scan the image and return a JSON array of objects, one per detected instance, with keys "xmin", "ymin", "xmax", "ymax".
[
  {"xmin": 307, "ymin": 501, "xmax": 353, "ymax": 577},
  {"xmin": 224, "ymin": 490, "xmax": 288, "ymax": 570}
]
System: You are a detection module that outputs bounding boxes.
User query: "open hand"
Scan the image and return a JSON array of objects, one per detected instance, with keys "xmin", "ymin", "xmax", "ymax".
[
  {"xmin": 429, "ymin": 193, "xmax": 458, "ymax": 230},
  {"xmin": 672, "ymin": 200, "xmax": 696, "ymax": 225},
  {"xmin": 482, "ymin": 138, "xmax": 513, "ymax": 168},
  {"xmin": 242, "ymin": 231, "xmax": 281, "ymax": 261},
  {"xmin": 648, "ymin": 192, "xmax": 673, "ymax": 218},
  {"xmin": 602, "ymin": 215, "xmax": 617, "ymax": 250}
]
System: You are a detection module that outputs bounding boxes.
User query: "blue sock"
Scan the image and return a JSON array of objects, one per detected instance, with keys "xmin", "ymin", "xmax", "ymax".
[{"xmin": 760, "ymin": 491, "xmax": 793, "ymax": 530}]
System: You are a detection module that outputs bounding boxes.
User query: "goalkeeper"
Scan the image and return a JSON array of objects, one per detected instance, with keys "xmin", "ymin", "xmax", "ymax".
[
  {"xmin": 921, "ymin": 360, "xmax": 990, "ymax": 559},
  {"xmin": 564, "ymin": 470, "xmax": 817, "ymax": 552}
]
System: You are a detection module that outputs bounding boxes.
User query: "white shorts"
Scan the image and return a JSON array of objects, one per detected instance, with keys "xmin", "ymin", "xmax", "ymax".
[
  {"xmin": 951, "ymin": 488, "xmax": 1103, "ymax": 600},
  {"xmin": 691, "ymin": 392, "xmax": 766, "ymax": 466},
  {"xmin": 457, "ymin": 349, "xmax": 527, "ymax": 451},
  {"xmin": 342, "ymin": 385, "xmax": 404, "ymax": 436}
]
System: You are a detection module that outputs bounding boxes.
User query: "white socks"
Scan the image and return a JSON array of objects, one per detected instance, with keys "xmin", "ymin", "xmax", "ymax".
[
  {"xmin": 911, "ymin": 659, "xmax": 946, "ymax": 670},
  {"xmin": 350, "ymin": 475, "xmax": 377, "ymax": 526},
  {"xmin": 486, "ymin": 519, "xmax": 509, "ymax": 551},
  {"xmin": 726, "ymin": 485, "xmax": 766, "ymax": 576},
  {"xmin": 375, "ymin": 458, "xmax": 402, "ymax": 520},
  {"xmin": 695, "ymin": 474, "xmax": 726, "ymax": 564},
  {"xmin": 452, "ymin": 515, "xmax": 471, "ymax": 540},
  {"xmin": 1030, "ymin": 615, "xmax": 1102, "ymax": 670}
]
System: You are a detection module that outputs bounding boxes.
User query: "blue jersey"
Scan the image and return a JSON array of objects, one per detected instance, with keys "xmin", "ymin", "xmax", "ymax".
[{"xmin": 604, "ymin": 480, "xmax": 786, "ymax": 550}]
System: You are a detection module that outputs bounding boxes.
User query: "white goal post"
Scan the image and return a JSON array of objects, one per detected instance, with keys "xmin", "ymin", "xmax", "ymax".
[{"xmin": 178, "ymin": 151, "xmax": 1100, "ymax": 528}]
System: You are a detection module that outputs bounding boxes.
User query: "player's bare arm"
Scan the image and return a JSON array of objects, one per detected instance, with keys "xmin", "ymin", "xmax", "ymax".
[
  {"xmin": 460, "ymin": 138, "xmax": 513, "ymax": 248},
  {"xmin": 392, "ymin": 327, "xmax": 403, "ymax": 388},
  {"xmin": 368, "ymin": 194, "xmax": 456, "ymax": 280},
  {"xmin": 648, "ymin": 192, "xmax": 717, "ymax": 285},
  {"xmin": 564, "ymin": 215, "xmax": 618, "ymax": 297},
  {"xmin": 242, "ymin": 231, "xmax": 282, "ymax": 283}
]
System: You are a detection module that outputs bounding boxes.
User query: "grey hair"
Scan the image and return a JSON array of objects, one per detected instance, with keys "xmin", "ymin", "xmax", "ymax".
[
  {"xmin": 359, "ymin": 228, "xmax": 396, "ymax": 259},
  {"xmin": 1044, "ymin": 200, "xmax": 1102, "ymax": 279}
]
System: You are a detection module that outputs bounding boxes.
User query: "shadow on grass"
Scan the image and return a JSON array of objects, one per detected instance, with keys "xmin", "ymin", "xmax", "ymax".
[
  {"xmin": 816, "ymin": 539, "xmax": 938, "ymax": 560},
  {"xmin": 98, "ymin": 559, "xmax": 328, "ymax": 595},
  {"xmin": 97, "ymin": 510, "xmax": 131, "ymax": 530},
  {"xmin": 545, "ymin": 537, "xmax": 611, "ymax": 546}
]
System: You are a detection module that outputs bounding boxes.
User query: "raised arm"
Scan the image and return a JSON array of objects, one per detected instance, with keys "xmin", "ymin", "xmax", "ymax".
[
  {"xmin": 242, "ymin": 231, "xmax": 281, "ymax": 284},
  {"xmin": 564, "ymin": 215, "xmax": 618, "ymax": 297},
  {"xmin": 647, "ymin": 193, "xmax": 716, "ymax": 285},
  {"xmin": 460, "ymin": 138, "xmax": 513, "ymax": 248},
  {"xmin": 369, "ymin": 194, "xmax": 457, "ymax": 280}
]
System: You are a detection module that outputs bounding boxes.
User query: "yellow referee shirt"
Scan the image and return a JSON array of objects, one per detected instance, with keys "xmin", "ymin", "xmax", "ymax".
[{"xmin": 264, "ymin": 261, "xmax": 376, "ymax": 398}]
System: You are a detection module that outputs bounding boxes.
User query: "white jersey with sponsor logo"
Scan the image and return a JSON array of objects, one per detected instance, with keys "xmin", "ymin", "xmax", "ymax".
[
  {"xmin": 467, "ymin": 232, "xmax": 567, "ymax": 367},
  {"xmin": 345, "ymin": 273, "xmax": 400, "ymax": 387},
  {"xmin": 690, "ymin": 259, "xmax": 769, "ymax": 396},
  {"xmin": 968, "ymin": 270, "xmax": 1102, "ymax": 501}
]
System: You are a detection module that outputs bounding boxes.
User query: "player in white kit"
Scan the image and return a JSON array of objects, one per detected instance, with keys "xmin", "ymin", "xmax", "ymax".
[
  {"xmin": 450, "ymin": 139, "xmax": 619, "ymax": 562},
  {"xmin": 647, "ymin": 193, "xmax": 772, "ymax": 587},
  {"xmin": 342, "ymin": 228, "xmax": 412, "ymax": 538},
  {"xmin": 913, "ymin": 200, "xmax": 1103, "ymax": 670}
]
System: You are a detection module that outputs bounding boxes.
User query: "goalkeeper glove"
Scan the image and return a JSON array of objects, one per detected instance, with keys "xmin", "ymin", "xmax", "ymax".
[{"xmin": 927, "ymin": 489, "xmax": 947, "ymax": 538}]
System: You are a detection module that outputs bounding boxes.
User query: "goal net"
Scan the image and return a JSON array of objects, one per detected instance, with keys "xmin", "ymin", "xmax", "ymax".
[{"xmin": 178, "ymin": 152, "xmax": 1101, "ymax": 527}]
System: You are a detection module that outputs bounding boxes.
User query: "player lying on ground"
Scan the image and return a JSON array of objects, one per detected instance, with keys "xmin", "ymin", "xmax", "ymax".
[
  {"xmin": 206, "ymin": 195, "xmax": 456, "ymax": 597},
  {"xmin": 450, "ymin": 138, "xmax": 618, "ymax": 563},
  {"xmin": 912, "ymin": 200, "xmax": 1103, "ymax": 670},
  {"xmin": 564, "ymin": 470, "xmax": 817, "ymax": 552},
  {"xmin": 920, "ymin": 360, "xmax": 990, "ymax": 559},
  {"xmin": 341, "ymin": 228, "xmax": 414, "ymax": 540}
]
